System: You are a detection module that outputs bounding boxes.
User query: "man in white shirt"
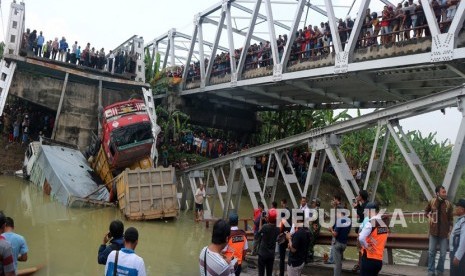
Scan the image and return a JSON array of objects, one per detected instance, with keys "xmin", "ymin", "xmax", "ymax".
[
  {"xmin": 195, "ymin": 184, "xmax": 206, "ymax": 222},
  {"xmin": 358, "ymin": 202, "xmax": 388, "ymax": 276},
  {"xmin": 105, "ymin": 227, "xmax": 146, "ymax": 276},
  {"xmin": 199, "ymin": 219, "xmax": 235, "ymax": 276}
]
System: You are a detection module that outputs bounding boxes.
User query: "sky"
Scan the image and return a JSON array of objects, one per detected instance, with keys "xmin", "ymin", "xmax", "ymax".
[{"xmin": 0, "ymin": 0, "xmax": 462, "ymax": 144}]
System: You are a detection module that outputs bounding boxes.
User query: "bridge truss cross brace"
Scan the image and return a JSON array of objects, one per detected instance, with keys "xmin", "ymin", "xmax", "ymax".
[{"xmin": 181, "ymin": 86, "xmax": 465, "ymax": 219}]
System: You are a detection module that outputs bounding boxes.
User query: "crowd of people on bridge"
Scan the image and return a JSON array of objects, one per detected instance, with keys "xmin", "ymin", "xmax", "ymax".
[
  {"xmin": 185, "ymin": 0, "xmax": 462, "ymax": 82},
  {"xmin": 20, "ymin": 29, "xmax": 138, "ymax": 76}
]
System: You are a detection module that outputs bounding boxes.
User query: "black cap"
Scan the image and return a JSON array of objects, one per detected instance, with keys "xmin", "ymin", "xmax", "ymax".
[
  {"xmin": 124, "ymin": 227, "xmax": 139, "ymax": 243},
  {"xmin": 455, "ymin": 199, "xmax": 465, "ymax": 209}
]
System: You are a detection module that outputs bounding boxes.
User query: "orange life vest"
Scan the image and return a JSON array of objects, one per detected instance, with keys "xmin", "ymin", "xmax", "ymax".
[
  {"xmin": 224, "ymin": 229, "xmax": 247, "ymax": 265},
  {"xmin": 361, "ymin": 220, "xmax": 389, "ymax": 261}
]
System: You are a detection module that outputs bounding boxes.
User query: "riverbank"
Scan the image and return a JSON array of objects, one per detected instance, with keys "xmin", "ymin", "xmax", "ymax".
[{"xmin": 0, "ymin": 135, "xmax": 24, "ymax": 174}]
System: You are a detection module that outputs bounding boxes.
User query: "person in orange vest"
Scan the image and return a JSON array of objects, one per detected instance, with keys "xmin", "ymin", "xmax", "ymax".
[
  {"xmin": 358, "ymin": 202, "xmax": 389, "ymax": 276},
  {"xmin": 224, "ymin": 213, "xmax": 249, "ymax": 276}
]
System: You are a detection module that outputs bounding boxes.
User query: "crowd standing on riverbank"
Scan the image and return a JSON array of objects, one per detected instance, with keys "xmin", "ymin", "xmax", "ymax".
[
  {"xmin": 197, "ymin": 186, "xmax": 465, "ymax": 276},
  {"xmin": 0, "ymin": 102, "xmax": 54, "ymax": 146}
]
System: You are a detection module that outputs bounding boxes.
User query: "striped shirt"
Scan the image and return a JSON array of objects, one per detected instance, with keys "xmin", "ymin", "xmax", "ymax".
[{"xmin": 199, "ymin": 247, "xmax": 235, "ymax": 276}]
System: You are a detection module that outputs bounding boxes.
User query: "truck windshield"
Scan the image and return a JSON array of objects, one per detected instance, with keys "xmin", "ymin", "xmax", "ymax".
[{"xmin": 110, "ymin": 122, "xmax": 153, "ymax": 149}]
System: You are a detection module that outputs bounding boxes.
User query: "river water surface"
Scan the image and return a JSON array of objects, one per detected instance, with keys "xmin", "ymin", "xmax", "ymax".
[
  {"xmin": 0, "ymin": 175, "xmax": 437, "ymax": 275},
  {"xmin": 0, "ymin": 175, "xmax": 216, "ymax": 275}
]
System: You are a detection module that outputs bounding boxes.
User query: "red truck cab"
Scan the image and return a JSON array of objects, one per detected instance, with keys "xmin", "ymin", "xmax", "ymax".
[{"xmin": 102, "ymin": 99, "xmax": 153, "ymax": 171}]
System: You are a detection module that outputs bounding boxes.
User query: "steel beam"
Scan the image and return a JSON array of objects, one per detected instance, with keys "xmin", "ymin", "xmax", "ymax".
[
  {"xmin": 197, "ymin": 22, "xmax": 207, "ymax": 88},
  {"xmin": 324, "ymin": 0, "xmax": 342, "ymax": 54},
  {"xmin": 169, "ymin": 29, "xmax": 176, "ymax": 67},
  {"xmin": 52, "ymin": 73, "xmax": 69, "ymax": 140},
  {"xmin": 303, "ymin": 1, "xmax": 328, "ymax": 17},
  {"xmin": 387, "ymin": 122, "xmax": 433, "ymax": 201},
  {"xmin": 242, "ymin": 86, "xmax": 309, "ymax": 106},
  {"xmin": 364, "ymin": 123, "xmax": 381, "ymax": 191},
  {"xmin": 369, "ymin": 129, "xmax": 390, "ymax": 202},
  {"xmin": 205, "ymin": 10, "xmax": 226, "ymax": 86},
  {"xmin": 225, "ymin": 3, "xmax": 237, "ymax": 81},
  {"xmin": 420, "ymin": 0, "xmax": 440, "ymax": 37},
  {"xmin": 264, "ymin": 0, "xmax": 280, "ymax": 66},
  {"xmin": 444, "ymin": 98, "xmax": 465, "ymax": 200},
  {"xmin": 274, "ymin": 151, "xmax": 299, "ymax": 208},
  {"xmin": 281, "ymin": 0, "xmax": 306, "ymax": 72},
  {"xmin": 450, "ymin": 0, "xmax": 465, "ymax": 39},
  {"xmin": 182, "ymin": 24, "xmax": 198, "ymax": 89},
  {"xmin": 214, "ymin": 90, "xmax": 278, "ymax": 109},
  {"xmin": 203, "ymin": 17, "xmax": 266, "ymax": 43},
  {"xmin": 175, "ymin": 31, "xmax": 230, "ymax": 52},
  {"xmin": 184, "ymin": 85, "xmax": 465, "ymax": 173},
  {"xmin": 345, "ymin": 0, "xmax": 370, "ymax": 55},
  {"xmin": 236, "ymin": 0, "xmax": 262, "ymax": 81},
  {"xmin": 290, "ymin": 81, "xmax": 355, "ymax": 106},
  {"xmin": 231, "ymin": 2, "xmax": 291, "ymax": 31},
  {"xmin": 309, "ymin": 149, "xmax": 327, "ymax": 201},
  {"xmin": 325, "ymin": 145, "xmax": 356, "ymax": 202}
]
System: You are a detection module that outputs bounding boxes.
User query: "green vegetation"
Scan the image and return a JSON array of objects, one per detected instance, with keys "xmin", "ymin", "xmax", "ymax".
[{"xmin": 0, "ymin": 42, "xmax": 4, "ymax": 59}]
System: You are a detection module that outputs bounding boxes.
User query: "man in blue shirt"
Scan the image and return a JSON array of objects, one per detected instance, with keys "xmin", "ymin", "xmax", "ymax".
[
  {"xmin": 98, "ymin": 220, "xmax": 125, "ymax": 265},
  {"xmin": 36, "ymin": 31, "xmax": 45, "ymax": 57},
  {"xmin": 329, "ymin": 206, "xmax": 352, "ymax": 276},
  {"xmin": 105, "ymin": 227, "xmax": 146, "ymax": 276},
  {"xmin": 1, "ymin": 217, "xmax": 28, "ymax": 273},
  {"xmin": 451, "ymin": 198, "xmax": 465, "ymax": 276}
]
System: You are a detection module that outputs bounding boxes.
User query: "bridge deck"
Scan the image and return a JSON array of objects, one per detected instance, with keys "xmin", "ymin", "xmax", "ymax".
[
  {"xmin": 4, "ymin": 54, "xmax": 149, "ymax": 91},
  {"xmin": 177, "ymin": 34, "xmax": 465, "ymax": 110}
]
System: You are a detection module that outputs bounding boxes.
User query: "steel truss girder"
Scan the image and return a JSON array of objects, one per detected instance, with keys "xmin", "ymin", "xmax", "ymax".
[
  {"xmin": 311, "ymin": 134, "xmax": 359, "ymax": 202},
  {"xmin": 281, "ymin": 0, "xmax": 306, "ymax": 74},
  {"xmin": 185, "ymin": 86, "xmax": 465, "ymax": 172},
  {"xmin": 324, "ymin": 0, "xmax": 342, "ymax": 54},
  {"xmin": 363, "ymin": 123, "xmax": 390, "ymax": 202},
  {"xmin": 241, "ymin": 86, "xmax": 309, "ymax": 106},
  {"xmin": 202, "ymin": 17, "xmax": 266, "ymax": 43},
  {"xmin": 183, "ymin": 86, "xmax": 465, "ymax": 208},
  {"xmin": 264, "ymin": 0, "xmax": 280, "ymax": 67},
  {"xmin": 444, "ymin": 98, "xmax": 465, "ymax": 200},
  {"xmin": 230, "ymin": 2, "xmax": 291, "ymax": 31},
  {"xmin": 387, "ymin": 121, "xmax": 434, "ymax": 201},
  {"xmin": 210, "ymin": 167, "xmax": 234, "ymax": 214},
  {"xmin": 273, "ymin": 151, "xmax": 299, "ymax": 208},
  {"xmin": 236, "ymin": 0, "xmax": 262, "ymax": 81},
  {"xmin": 308, "ymin": 149, "xmax": 327, "ymax": 201},
  {"xmin": 205, "ymin": 9, "xmax": 226, "ymax": 86}
]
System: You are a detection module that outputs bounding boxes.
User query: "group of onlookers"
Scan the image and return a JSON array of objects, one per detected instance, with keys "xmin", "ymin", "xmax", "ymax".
[
  {"xmin": 1, "ymin": 103, "xmax": 53, "ymax": 146},
  {"xmin": 97, "ymin": 220, "xmax": 146, "ymax": 275},
  {"xmin": 20, "ymin": 29, "xmax": 138, "ymax": 75},
  {"xmin": 186, "ymin": 0, "xmax": 463, "ymax": 82},
  {"xmin": 197, "ymin": 184, "xmax": 465, "ymax": 276}
]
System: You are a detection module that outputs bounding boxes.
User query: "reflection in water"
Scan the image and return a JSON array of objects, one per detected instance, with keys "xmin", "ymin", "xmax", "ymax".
[
  {"xmin": 0, "ymin": 176, "xmax": 432, "ymax": 275},
  {"xmin": 0, "ymin": 176, "xmax": 212, "ymax": 275}
]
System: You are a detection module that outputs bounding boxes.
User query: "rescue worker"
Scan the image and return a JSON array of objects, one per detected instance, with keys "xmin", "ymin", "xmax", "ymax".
[
  {"xmin": 225, "ymin": 213, "xmax": 248, "ymax": 276},
  {"xmin": 358, "ymin": 202, "xmax": 389, "ymax": 276}
]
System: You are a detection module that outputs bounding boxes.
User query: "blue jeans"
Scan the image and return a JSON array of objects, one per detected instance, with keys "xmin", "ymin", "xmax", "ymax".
[{"xmin": 428, "ymin": 235, "xmax": 448, "ymax": 273}]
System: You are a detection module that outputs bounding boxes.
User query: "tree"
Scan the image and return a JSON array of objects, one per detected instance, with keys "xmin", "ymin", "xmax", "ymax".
[{"xmin": 156, "ymin": 106, "xmax": 190, "ymax": 143}]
